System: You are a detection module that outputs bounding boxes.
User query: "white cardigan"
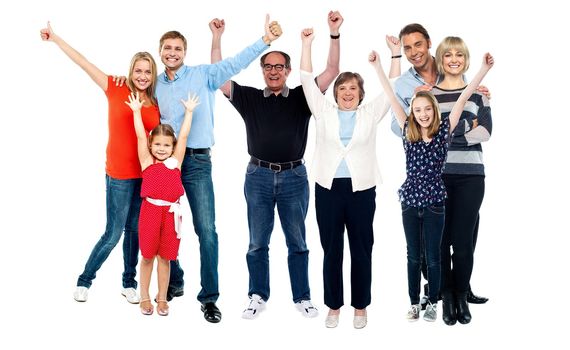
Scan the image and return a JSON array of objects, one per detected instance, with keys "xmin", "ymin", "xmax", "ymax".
[{"xmin": 300, "ymin": 70, "xmax": 391, "ymax": 191}]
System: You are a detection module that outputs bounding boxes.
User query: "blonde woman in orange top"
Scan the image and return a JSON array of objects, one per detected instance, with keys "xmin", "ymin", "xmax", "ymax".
[{"xmin": 40, "ymin": 22, "xmax": 160, "ymax": 304}]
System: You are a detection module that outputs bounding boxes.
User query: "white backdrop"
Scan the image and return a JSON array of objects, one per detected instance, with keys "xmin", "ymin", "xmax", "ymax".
[{"xmin": 1, "ymin": 0, "xmax": 566, "ymax": 348}]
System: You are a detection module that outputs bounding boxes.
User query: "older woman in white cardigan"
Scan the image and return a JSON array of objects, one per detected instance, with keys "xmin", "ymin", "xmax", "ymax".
[{"xmin": 300, "ymin": 28, "xmax": 400, "ymax": 329}]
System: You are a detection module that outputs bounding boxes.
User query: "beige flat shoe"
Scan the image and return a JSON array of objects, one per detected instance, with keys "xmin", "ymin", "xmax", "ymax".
[
  {"xmin": 353, "ymin": 315, "xmax": 367, "ymax": 329},
  {"xmin": 325, "ymin": 314, "xmax": 339, "ymax": 328}
]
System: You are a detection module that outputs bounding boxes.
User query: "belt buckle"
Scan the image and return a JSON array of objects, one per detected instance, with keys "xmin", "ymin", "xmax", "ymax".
[{"xmin": 269, "ymin": 162, "xmax": 282, "ymax": 172}]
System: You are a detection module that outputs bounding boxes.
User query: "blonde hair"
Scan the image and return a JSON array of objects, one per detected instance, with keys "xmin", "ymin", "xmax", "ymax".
[
  {"xmin": 435, "ymin": 36, "xmax": 470, "ymax": 76},
  {"xmin": 406, "ymin": 91, "xmax": 441, "ymax": 143},
  {"xmin": 126, "ymin": 52, "xmax": 158, "ymax": 106}
]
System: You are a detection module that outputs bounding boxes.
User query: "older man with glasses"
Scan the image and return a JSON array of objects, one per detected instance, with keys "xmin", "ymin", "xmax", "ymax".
[{"xmin": 210, "ymin": 11, "xmax": 343, "ymax": 320}]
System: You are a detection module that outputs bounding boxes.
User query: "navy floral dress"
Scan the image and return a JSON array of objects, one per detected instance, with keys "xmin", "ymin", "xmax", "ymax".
[{"xmin": 398, "ymin": 117, "xmax": 450, "ymax": 207}]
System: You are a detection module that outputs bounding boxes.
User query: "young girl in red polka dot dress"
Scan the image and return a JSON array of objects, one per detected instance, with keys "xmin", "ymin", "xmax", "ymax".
[{"xmin": 126, "ymin": 92, "xmax": 199, "ymax": 316}]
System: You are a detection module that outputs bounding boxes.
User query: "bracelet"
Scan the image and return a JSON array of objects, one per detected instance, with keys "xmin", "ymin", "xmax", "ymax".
[
  {"xmin": 391, "ymin": 55, "xmax": 402, "ymax": 59},
  {"xmin": 330, "ymin": 34, "xmax": 340, "ymax": 39}
]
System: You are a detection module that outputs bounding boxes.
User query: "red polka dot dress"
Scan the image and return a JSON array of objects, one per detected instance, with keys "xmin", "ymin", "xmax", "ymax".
[{"xmin": 139, "ymin": 160, "xmax": 185, "ymax": 260}]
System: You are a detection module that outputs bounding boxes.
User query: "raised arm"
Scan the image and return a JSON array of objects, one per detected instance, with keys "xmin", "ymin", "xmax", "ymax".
[
  {"xmin": 448, "ymin": 53, "xmax": 494, "ymax": 133},
  {"xmin": 209, "ymin": 18, "xmax": 232, "ymax": 97},
  {"xmin": 40, "ymin": 21, "xmax": 108, "ymax": 91},
  {"xmin": 125, "ymin": 93, "xmax": 153, "ymax": 170},
  {"xmin": 314, "ymin": 11, "xmax": 343, "ymax": 92},
  {"xmin": 369, "ymin": 50, "xmax": 407, "ymax": 129},
  {"xmin": 174, "ymin": 94, "xmax": 200, "ymax": 166},
  {"xmin": 209, "ymin": 14, "xmax": 282, "ymax": 95},
  {"xmin": 385, "ymin": 35, "xmax": 402, "ymax": 78},
  {"xmin": 300, "ymin": 28, "xmax": 315, "ymax": 73}
]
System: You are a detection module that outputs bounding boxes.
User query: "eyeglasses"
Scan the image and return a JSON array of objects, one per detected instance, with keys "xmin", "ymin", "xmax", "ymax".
[{"xmin": 263, "ymin": 63, "xmax": 286, "ymax": 72}]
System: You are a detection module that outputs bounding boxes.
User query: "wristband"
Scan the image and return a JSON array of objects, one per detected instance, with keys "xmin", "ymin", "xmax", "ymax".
[
  {"xmin": 391, "ymin": 55, "xmax": 402, "ymax": 59},
  {"xmin": 330, "ymin": 34, "xmax": 340, "ymax": 39}
]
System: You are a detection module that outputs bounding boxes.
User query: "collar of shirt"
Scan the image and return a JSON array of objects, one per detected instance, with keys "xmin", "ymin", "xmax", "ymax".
[
  {"xmin": 162, "ymin": 65, "xmax": 188, "ymax": 83},
  {"xmin": 263, "ymin": 85, "xmax": 290, "ymax": 98},
  {"xmin": 408, "ymin": 66, "xmax": 443, "ymax": 86}
]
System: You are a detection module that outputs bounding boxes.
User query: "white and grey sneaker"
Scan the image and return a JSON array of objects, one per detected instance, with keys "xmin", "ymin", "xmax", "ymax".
[
  {"xmin": 296, "ymin": 299, "xmax": 318, "ymax": 318},
  {"xmin": 73, "ymin": 286, "xmax": 89, "ymax": 302},
  {"xmin": 406, "ymin": 304, "xmax": 420, "ymax": 322},
  {"xmin": 423, "ymin": 302, "xmax": 438, "ymax": 322},
  {"xmin": 121, "ymin": 287, "xmax": 140, "ymax": 304},
  {"xmin": 242, "ymin": 294, "xmax": 266, "ymax": 319}
]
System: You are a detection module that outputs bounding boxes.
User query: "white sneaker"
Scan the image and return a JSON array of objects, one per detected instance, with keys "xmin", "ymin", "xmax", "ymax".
[
  {"xmin": 74, "ymin": 286, "xmax": 89, "ymax": 302},
  {"xmin": 296, "ymin": 299, "xmax": 318, "ymax": 318},
  {"xmin": 121, "ymin": 288, "xmax": 140, "ymax": 304},
  {"xmin": 242, "ymin": 294, "xmax": 265, "ymax": 319},
  {"xmin": 406, "ymin": 304, "xmax": 420, "ymax": 322},
  {"xmin": 423, "ymin": 302, "xmax": 438, "ymax": 322}
]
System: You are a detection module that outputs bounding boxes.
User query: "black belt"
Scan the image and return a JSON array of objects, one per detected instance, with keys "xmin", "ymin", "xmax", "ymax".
[
  {"xmin": 249, "ymin": 156, "xmax": 303, "ymax": 172},
  {"xmin": 186, "ymin": 148, "xmax": 210, "ymax": 155}
]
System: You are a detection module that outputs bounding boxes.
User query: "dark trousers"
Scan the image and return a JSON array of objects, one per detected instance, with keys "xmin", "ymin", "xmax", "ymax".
[
  {"xmin": 402, "ymin": 202, "xmax": 445, "ymax": 304},
  {"xmin": 315, "ymin": 179, "xmax": 375, "ymax": 310},
  {"xmin": 441, "ymin": 174, "xmax": 485, "ymax": 294}
]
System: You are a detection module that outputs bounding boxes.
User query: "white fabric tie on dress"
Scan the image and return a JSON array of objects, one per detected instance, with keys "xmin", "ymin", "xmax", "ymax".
[{"xmin": 145, "ymin": 192, "xmax": 191, "ymax": 239}]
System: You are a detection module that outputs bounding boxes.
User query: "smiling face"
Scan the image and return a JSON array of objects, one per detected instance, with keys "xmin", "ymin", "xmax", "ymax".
[
  {"xmin": 402, "ymin": 32, "xmax": 432, "ymax": 71},
  {"xmin": 335, "ymin": 78, "xmax": 361, "ymax": 111},
  {"xmin": 160, "ymin": 37, "xmax": 186, "ymax": 73},
  {"xmin": 441, "ymin": 49, "xmax": 466, "ymax": 77},
  {"xmin": 411, "ymin": 96, "xmax": 435, "ymax": 130},
  {"xmin": 333, "ymin": 72, "xmax": 365, "ymax": 111},
  {"xmin": 131, "ymin": 59, "xmax": 153, "ymax": 91},
  {"xmin": 435, "ymin": 36, "xmax": 470, "ymax": 78},
  {"xmin": 149, "ymin": 134, "xmax": 175, "ymax": 161},
  {"xmin": 261, "ymin": 52, "xmax": 290, "ymax": 93}
]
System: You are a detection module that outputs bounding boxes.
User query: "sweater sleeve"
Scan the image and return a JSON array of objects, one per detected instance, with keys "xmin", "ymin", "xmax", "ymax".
[
  {"xmin": 453, "ymin": 96, "xmax": 492, "ymax": 147},
  {"xmin": 300, "ymin": 70, "xmax": 326, "ymax": 119}
]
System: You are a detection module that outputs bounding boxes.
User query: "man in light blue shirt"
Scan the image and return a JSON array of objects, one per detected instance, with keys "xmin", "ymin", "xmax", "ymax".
[{"xmin": 155, "ymin": 15, "xmax": 282, "ymax": 324}]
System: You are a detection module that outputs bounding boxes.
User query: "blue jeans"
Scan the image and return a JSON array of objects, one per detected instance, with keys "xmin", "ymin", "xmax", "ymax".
[
  {"xmin": 401, "ymin": 202, "xmax": 444, "ymax": 304},
  {"xmin": 169, "ymin": 152, "xmax": 219, "ymax": 303},
  {"xmin": 77, "ymin": 175, "xmax": 141, "ymax": 289},
  {"xmin": 244, "ymin": 163, "xmax": 310, "ymax": 302}
]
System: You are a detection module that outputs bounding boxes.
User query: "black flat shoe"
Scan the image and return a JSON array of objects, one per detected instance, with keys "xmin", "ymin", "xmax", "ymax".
[
  {"xmin": 467, "ymin": 290, "xmax": 488, "ymax": 304},
  {"xmin": 201, "ymin": 302, "xmax": 222, "ymax": 323},
  {"xmin": 164, "ymin": 288, "xmax": 184, "ymax": 302}
]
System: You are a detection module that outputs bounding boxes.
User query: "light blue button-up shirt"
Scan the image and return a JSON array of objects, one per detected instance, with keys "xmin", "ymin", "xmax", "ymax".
[
  {"xmin": 156, "ymin": 38, "xmax": 268, "ymax": 148},
  {"xmin": 334, "ymin": 110, "xmax": 356, "ymax": 178}
]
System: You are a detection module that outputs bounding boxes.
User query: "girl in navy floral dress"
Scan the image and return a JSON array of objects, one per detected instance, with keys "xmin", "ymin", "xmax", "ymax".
[{"xmin": 369, "ymin": 50, "xmax": 494, "ymax": 322}]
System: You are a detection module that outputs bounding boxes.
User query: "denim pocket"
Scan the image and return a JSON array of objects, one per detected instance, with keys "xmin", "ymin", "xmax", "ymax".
[
  {"xmin": 192, "ymin": 153, "xmax": 211, "ymax": 165},
  {"xmin": 292, "ymin": 164, "xmax": 307, "ymax": 177},
  {"xmin": 246, "ymin": 163, "xmax": 258, "ymax": 175},
  {"xmin": 427, "ymin": 202, "xmax": 445, "ymax": 215}
]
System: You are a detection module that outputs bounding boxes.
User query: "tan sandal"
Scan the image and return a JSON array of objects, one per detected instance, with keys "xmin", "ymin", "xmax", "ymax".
[
  {"xmin": 157, "ymin": 299, "xmax": 169, "ymax": 316},
  {"xmin": 140, "ymin": 298, "xmax": 154, "ymax": 316}
]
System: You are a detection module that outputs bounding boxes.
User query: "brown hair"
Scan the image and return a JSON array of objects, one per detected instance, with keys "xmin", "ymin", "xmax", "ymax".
[
  {"xmin": 159, "ymin": 31, "xmax": 187, "ymax": 52},
  {"xmin": 406, "ymin": 91, "xmax": 441, "ymax": 143},
  {"xmin": 126, "ymin": 52, "xmax": 158, "ymax": 106},
  {"xmin": 333, "ymin": 72, "xmax": 365, "ymax": 105},
  {"xmin": 149, "ymin": 124, "xmax": 177, "ymax": 147},
  {"xmin": 399, "ymin": 23, "xmax": 430, "ymax": 41}
]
